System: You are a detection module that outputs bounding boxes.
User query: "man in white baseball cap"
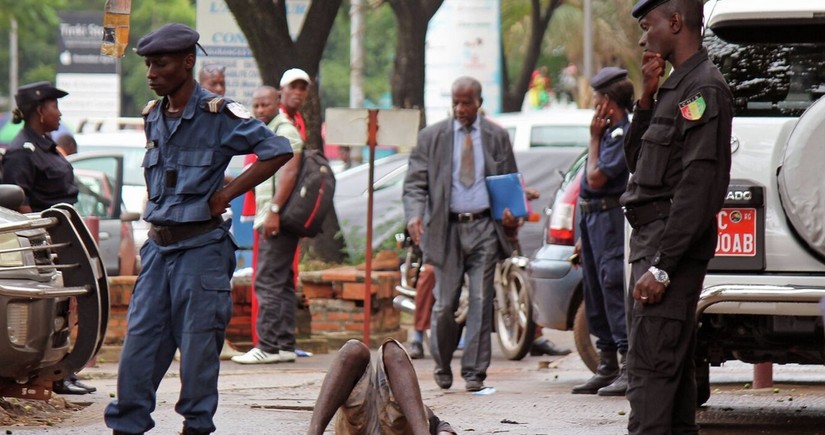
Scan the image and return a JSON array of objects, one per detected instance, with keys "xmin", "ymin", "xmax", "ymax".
[
  {"xmin": 280, "ymin": 68, "xmax": 311, "ymax": 89},
  {"xmin": 233, "ymin": 67, "xmax": 310, "ymax": 366}
]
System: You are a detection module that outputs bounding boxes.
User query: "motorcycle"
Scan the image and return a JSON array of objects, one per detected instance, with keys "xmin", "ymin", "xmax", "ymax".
[{"xmin": 392, "ymin": 232, "xmax": 535, "ymax": 360}]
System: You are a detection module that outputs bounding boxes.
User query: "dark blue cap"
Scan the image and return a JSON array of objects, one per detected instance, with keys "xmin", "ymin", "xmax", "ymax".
[
  {"xmin": 631, "ymin": 0, "xmax": 671, "ymax": 19},
  {"xmin": 15, "ymin": 81, "xmax": 68, "ymax": 110},
  {"xmin": 135, "ymin": 23, "xmax": 200, "ymax": 56},
  {"xmin": 590, "ymin": 67, "xmax": 628, "ymax": 91}
]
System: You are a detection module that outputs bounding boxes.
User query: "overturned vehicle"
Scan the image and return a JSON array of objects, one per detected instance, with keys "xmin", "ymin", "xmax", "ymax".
[{"xmin": 0, "ymin": 185, "xmax": 108, "ymax": 397}]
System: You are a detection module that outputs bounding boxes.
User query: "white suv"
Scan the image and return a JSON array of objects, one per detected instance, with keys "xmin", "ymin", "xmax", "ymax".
[{"xmin": 696, "ymin": 0, "xmax": 825, "ymax": 405}]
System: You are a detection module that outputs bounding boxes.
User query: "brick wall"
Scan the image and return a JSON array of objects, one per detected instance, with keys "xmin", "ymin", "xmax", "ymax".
[
  {"xmin": 300, "ymin": 267, "xmax": 401, "ymax": 335},
  {"xmin": 104, "ymin": 266, "xmax": 402, "ymax": 348}
]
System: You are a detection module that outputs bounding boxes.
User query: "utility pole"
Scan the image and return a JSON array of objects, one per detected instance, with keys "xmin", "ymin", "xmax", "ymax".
[
  {"xmin": 583, "ymin": 0, "xmax": 593, "ymax": 82},
  {"xmin": 349, "ymin": 0, "xmax": 365, "ymax": 108},
  {"xmin": 10, "ymin": 17, "xmax": 19, "ymax": 99}
]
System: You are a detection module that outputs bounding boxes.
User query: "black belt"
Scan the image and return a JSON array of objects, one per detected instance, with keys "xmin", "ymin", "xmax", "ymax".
[
  {"xmin": 579, "ymin": 196, "xmax": 622, "ymax": 214},
  {"xmin": 449, "ymin": 209, "xmax": 490, "ymax": 223},
  {"xmin": 148, "ymin": 216, "xmax": 223, "ymax": 247},
  {"xmin": 623, "ymin": 200, "xmax": 671, "ymax": 229}
]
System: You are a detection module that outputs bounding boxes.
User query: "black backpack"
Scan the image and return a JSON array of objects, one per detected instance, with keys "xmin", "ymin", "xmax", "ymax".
[{"xmin": 280, "ymin": 149, "xmax": 336, "ymax": 237}]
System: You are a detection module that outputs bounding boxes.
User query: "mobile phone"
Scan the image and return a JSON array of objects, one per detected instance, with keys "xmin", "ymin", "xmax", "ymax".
[{"xmin": 568, "ymin": 253, "xmax": 580, "ymax": 265}]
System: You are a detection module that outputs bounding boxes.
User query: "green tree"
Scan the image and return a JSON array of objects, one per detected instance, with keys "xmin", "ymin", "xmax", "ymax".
[
  {"xmin": 319, "ymin": 2, "xmax": 397, "ymax": 112},
  {"xmin": 225, "ymin": 0, "xmax": 346, "ymax": 263},
  {"xmin": 0, "ymin": 0, "xmax": 65, "ymax": 104},
  {"xmin": 544, "ymin": 0, "xmax": 643, "ymax": 104},
  {"xmin": 385, "ymin": 0, "xmax": 443, "ymax": 126},
  {"xmin": 500, "ymin": 0, "xmax": 565, "ymax": 113},
  {"xmin": 121, "ymin": 0, "xmax": 195, "ymax": 115},
  {"xmin": 0, "ymin": 0, "xmax": 195, "ymax": 113}
]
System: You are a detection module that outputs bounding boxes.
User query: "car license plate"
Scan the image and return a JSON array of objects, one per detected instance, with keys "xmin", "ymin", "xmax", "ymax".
[{"xmin": 715, "ymin": 208, "xmax": 756, "ymax": 257}]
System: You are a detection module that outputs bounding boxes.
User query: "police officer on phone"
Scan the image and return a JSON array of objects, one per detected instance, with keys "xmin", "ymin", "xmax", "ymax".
[
  {"xmin": 103, "ymin": 23, "xmax": 292, "ymax": 435},
  {"xmin": 621, "ymin": 0, "xmax": 732, "ymax": 433},
  {"xmin": 571, "ymin": 67, "xmax": 633, "ymax": 397}
]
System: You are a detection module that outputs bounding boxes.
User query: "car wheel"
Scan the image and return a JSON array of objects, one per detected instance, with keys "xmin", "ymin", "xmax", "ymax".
[
  {"xmin": 495, "ymin": 266, "xmax": 536, "ymax": 361},
  {"xmin": 573, "ymin": 301, "xmax": 599, "ymax": 373}
]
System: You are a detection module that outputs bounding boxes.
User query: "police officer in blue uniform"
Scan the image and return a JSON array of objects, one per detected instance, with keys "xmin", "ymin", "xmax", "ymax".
[
  {"xmin": 622, "ymin": 0, "xmax": 732, "ymax": 433},
  {"xmin": 3, "ymin": 82, "xmax": 78, "ymax": 213},
  {"xmin": 103, "ymin": 23, "xmax": 293, "ymax": 435},
  {"xmin": 571, "ymin": 67, "xmax": 634, "ymax": 397}
]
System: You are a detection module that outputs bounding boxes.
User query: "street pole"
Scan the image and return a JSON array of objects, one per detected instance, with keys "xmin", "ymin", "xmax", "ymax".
[
  {"xmin": 583, "ymin": 0, "xmax": 593, "ymax": 83},
  {"xmin": 349, "ymin": 0, "xmax": 365, "ymax": 109},
  {"xmin": 10, "ymin": 17, "xmax": 18, "ymax": 98}
]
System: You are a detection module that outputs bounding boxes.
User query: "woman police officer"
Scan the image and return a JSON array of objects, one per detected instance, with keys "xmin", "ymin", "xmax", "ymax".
[{"xmin": 3, "ymin": 81, "xmax": 78, "ymax": 213}]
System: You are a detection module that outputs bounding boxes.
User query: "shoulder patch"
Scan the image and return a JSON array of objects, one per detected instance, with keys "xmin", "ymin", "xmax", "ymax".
[
  {"xmin": 142, "ymin": 99, "xmax": 160, "ymax": 116},
  {"xmin": 226, "ymin": 101, "xmax": 251, "ymax": 119},
  {"xmin": 679, "ymin": 93, "xmax": 706, "ymax": 121},
  {"xmin": 23, "ymin": 142, "xmax": 36, "ymax": 152},
  {"xmin": 207, "ymin": 97, "xmax": 225, "ymax": 113}
]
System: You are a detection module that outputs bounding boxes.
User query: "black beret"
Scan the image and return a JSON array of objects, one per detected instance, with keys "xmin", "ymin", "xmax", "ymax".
[
  {"xmin": 631, "ymin": 0, "xmax": 671, "ymax": 19},
  {"xmin": 590, "ymin": 67, "xmax": 628, "ymax": 91},
  {"xmin": 15, "ymin": 81, "xmax": 68, "ymax": 109},
  {"xmin": 136, "ymin": 23, "xmax": 199, "ymax": 56}
]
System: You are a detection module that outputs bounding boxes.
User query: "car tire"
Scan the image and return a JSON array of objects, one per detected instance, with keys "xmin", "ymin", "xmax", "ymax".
[
  {"xmin": 495, "ymin": 266, "xmax": 535, "ymax": 361},
  {"xmin": 573, "ymin": 301, "xmax": 599, "ymax": 373}
]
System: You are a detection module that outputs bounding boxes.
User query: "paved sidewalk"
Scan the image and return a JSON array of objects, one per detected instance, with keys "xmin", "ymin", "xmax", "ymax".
[{"xmin": 7, "ymin": 330, "xmax": 825, "ymax": 434}]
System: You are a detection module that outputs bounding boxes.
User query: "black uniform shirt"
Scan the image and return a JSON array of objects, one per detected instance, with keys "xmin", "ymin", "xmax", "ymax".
[
  {"xmin": 620, "ymin": 48, "xmax": 733, "ymax": 274},
  {"xmin": 2, "ymin": 125, "xmax": 78, "ymax": 212}
]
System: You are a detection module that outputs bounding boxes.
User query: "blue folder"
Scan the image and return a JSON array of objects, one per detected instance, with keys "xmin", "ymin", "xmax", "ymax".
[{"xmin": 485, "ymin": 173, "xmax": 529, "ymax": 220}]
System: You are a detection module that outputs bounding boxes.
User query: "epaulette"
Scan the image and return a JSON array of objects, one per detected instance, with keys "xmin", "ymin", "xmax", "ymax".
[
  {"xmin": 207, "ymin": 97, "xmax": 225, "ymax": 113},
  {"xmin": 142, "ymin": 99, "xmax": 160, "ymax": 116},
  {"xmin": 224, "ymin": 100, "xmax": 252, "ymax": 119}
]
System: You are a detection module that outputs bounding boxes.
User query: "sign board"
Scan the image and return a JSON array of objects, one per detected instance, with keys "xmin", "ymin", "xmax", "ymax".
[
  {"xmin": 424, "ymin": 0, "xmax": 502, "ymax": 125},
  {"xmin": 56, "ymin": 11, "xmax": 120, "ymax": 129},
  {"xmin": 325, "ymin": 108, "xmax": 420, "ymax": 149},
  {"xmin": 196, "ymin": 0, "xmax": 310, "ymax": 106}
]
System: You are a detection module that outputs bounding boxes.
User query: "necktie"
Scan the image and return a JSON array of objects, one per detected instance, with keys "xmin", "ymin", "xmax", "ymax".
[{"xmin": 459, "ymin": 127, "xmax": 475, "ymax": 187}]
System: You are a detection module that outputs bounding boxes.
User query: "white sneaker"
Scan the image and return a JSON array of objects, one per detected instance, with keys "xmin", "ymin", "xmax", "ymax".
[
  {"xmin": 231, "ymin": 348, "xmax": 281, "ymax": 364},
  {"xmin": 278, "ymin": 350, "xmax": 297, "ymax": 363},
  {"xmin": 219, "ymin": 340, "xmax": 244, "ymax": 361}
]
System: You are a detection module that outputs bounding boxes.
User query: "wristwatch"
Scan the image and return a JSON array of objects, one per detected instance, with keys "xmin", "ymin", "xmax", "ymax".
[
  {"xmin": 270, "ymin": 203, "xmax": 281, "ymax": 214},
  {"xmin": 648, "ymin": 266, "xmax": 670, "ymax": 287}
]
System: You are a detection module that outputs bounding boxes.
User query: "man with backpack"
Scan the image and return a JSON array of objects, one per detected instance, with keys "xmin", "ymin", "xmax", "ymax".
[{"xmin": 232, "ymin": 73, "xmax": 308, "ymax": 364}]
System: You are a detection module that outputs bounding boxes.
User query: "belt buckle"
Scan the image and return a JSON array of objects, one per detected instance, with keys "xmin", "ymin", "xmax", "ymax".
[{"xmin": 457, "ymin": 212, "xmax": 473, "ymax": 222}]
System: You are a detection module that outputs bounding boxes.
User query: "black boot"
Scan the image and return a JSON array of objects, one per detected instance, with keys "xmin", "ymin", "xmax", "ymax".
[
  {"xmin": 598, "ymin": 352, "xmax": 628, "ymax": 396},
  {"xmin": 571, "ymin": 351, "xmax": 618, "ymax": 394}
]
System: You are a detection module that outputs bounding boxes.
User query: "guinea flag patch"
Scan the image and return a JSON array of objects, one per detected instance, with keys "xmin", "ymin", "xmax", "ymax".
[{"xmin": 679, "ymin": 93, "xmax": 706, "ymax": 120}]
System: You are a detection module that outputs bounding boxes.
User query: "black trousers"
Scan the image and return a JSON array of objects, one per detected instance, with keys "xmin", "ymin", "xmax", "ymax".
[
  {"xmin": 254, "ymin": 229, "xmax": 300, "ymax": 353},
  {"xmin": 626, "ymin": 257, "xmax": 708, "ymax": 435}
]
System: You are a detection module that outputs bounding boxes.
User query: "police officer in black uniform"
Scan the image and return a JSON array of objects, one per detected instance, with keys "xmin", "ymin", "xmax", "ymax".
[
  {"xmin": 622, "ymin": 0, "xmax": 732, "ymax": 433},
  {"xmin": 571, "ymin": 67, "xmax": 633, "ymax": 397},
  {"xmin": 3, "ymin": 82, "xmax": 78, "ymax": 213},
  {"xmin": 103, "ymin": 23, "xmax": 293, "ymax": 435}
]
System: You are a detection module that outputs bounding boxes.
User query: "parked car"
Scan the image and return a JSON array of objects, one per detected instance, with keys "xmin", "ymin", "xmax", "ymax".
[
  {"xmin": 526, "ymin": 152, "xmax": 598, "ymax": 373},
  {"xmin": 73, "ymin": 166, "xmax": 139, "ymax": 276},
  {"xmin": 0, "ymin": 186, "xmax": 108, "ymax": 387},
  {"xmin": 73, "ymin": 128, "xmax": 149, "ymax": 256},
  {"xmin": 488, "ymin": 109, "xmax": 593, "ymax": 151},
  {"xmin": 529, "ymin": 0, "xmax": 825, "ymax": 406},
  {"xmin": 334, "ymin": 146, "xmax": 588, "ymax": 262},
  {"xmin": 69, "ymin": 153, "xmax": 140, "ymax": 276},
  {"xmin": 695, "ymin": 0, "xmax": 825, "ymax": 406}
]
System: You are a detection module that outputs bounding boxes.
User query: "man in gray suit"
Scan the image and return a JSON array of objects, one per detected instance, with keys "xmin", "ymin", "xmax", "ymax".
[{"xmin": 403, "ymin": 76, "xmax": 519, "ymax": 392}]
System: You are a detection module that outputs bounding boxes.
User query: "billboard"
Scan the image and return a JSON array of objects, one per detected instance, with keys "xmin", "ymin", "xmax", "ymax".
[
  {"xmin": 56, "ymin": 11, "xmax": 120, "ymax": 129},
  {"xmin": 196, "ymin": 0, "xmax": 310, "ymax": 106},
  {"xmin": 424, "ymin": 0, "xmax": 502, "ymax": 125}
]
